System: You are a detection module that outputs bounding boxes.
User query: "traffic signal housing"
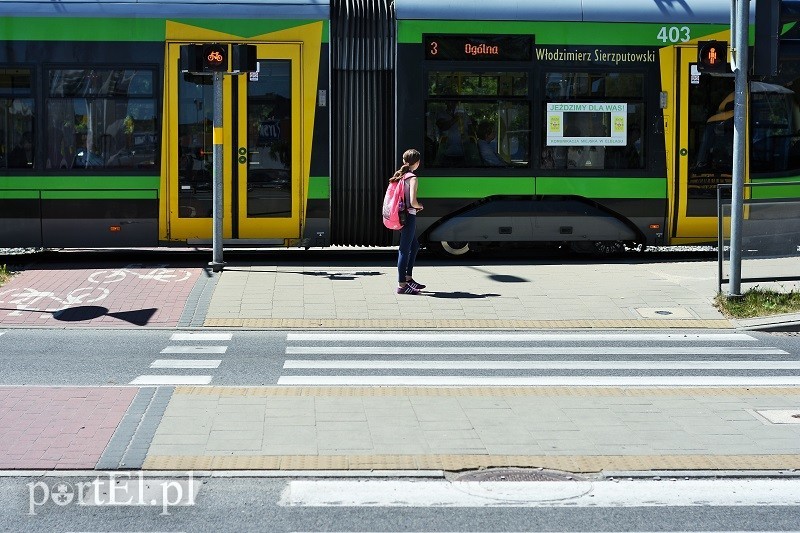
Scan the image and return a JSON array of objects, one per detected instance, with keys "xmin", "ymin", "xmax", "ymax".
[
  {"xmin": 754, "ymin": 0, "xmax": 800, "ymax": 77},
  {"xmin": 697, "ymin": 40, "xmax": 729, "ymax": 74}
]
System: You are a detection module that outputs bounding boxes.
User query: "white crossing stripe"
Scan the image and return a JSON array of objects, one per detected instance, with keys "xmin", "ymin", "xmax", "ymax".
[
  {"xmin": 129, "ymin": 375, "xmax": 212, "ymax": 385},
  {"xmin": 287, "ymin": 332, "xmax": 756, "ymax": 342},
  {"xmin": 283, "ymin": 359, "xmax": 800, "ymax": 370},
  {"xmin": 277, "ymin": 375, "xmax": 800, "ymax": 386},
  {"xmin": 280, "ymin": 479, "xmax": 800, "ymax": 507},
  {"xmin": 170, "ymin": 333, "xmax": 232, "ymax": 341},
  {"xmin": 151, "ymin": 359, "xmax": 222, "ymax": 369},
  {"xmin": 286, "ymin": 346, "xmax": 785, "ymax": 356},
  {"xmin": 161, "ymin": 346, "xmax": 228, "ymax": 354}
]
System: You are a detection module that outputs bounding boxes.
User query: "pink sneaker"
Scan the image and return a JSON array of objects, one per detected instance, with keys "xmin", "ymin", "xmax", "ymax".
[{"xmin": 396, "ymin": 284, "xmax": 421, "ymax": 295}]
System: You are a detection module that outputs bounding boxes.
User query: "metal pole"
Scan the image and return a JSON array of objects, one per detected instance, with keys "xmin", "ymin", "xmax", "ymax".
[
  {"xmin": 210, "ymin": 71, "xmax": 225, "ymax": 272},
  {"xmin": 728, "ymin": 0, "xmax": 749, "ymax": 296}
]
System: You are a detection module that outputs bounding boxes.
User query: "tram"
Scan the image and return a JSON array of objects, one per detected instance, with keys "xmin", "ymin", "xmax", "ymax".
[{"xmin": 1, "ymin": 0, "xmax": 799, "ymax": 255}]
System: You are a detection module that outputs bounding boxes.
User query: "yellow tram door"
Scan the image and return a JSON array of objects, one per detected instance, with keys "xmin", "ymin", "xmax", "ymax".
[
  {"xmin": 673, "ymin": 44, "xmax": 737, "ymax": 243},
  {"xmin": 235, "ymin": 44, "xmax": 302, "ymax": 239},
  {"xmin": 164, "ymin": 43, "xmax": 302, "ymax": 242}
]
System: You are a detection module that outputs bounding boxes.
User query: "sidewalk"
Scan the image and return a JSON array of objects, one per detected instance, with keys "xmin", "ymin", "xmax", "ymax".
[
  {"xmin": 2, "ymin": 249, "xmax": 799, "ymax": 330},
  {"xmin": 199, "ymin": 254, "xmax": 734, "ymax": 329},
  {"xmin": 1, "ymin": 250, "xmax": 800, "ymax": 474},
  {"xmin": 4, "ymin": 385, "xmax": 800, "ymax": 473}
]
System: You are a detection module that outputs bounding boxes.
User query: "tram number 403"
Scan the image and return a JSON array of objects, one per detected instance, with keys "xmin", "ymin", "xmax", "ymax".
[{"xmin": 657, "ymin": 26, "xmax": 691, "ymax": 43}]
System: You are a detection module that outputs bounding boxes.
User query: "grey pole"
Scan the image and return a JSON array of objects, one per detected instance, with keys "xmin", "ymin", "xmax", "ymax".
[
  {"xmin": 210, "ymin": 71, "xmax": 225, "ymax": 272},
  {"xmin": 728, "ymin": 0, "xmax": 749, "ymax": 296}
]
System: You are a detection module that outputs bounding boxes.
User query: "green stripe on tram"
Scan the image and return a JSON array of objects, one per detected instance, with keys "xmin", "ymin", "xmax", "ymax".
[
  {"xmin": 0, "ymin": 17, "xmax": 328, "ymax": 42},
  {"xmin": 308, "ymin": 176, "xmax": 330, "ymax": 199},
  {"xmin": 419, "ymin": 176, "xmax": 665, "ymax": 199},
  {"xmin": 0, "ymin": 176, "xmax": 160, "ymax": 200},
  {"xmin": 536, "ymin": 177, "xmax": 666, "ymax": 199}
]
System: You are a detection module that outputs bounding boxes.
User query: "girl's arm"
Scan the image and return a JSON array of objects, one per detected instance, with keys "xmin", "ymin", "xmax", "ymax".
[{"xmin": 408, "ymin": 177, "xmax": 424, "ymax": 210}]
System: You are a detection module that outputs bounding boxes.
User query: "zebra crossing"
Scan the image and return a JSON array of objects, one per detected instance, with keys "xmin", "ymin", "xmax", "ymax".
[
  {"xmin": 129, "ymin": 332, "xmax": 233, "ymax": 385},
  {"xmin": 278, "ymin": 331, "xmax": 800, "ymax": 387}
]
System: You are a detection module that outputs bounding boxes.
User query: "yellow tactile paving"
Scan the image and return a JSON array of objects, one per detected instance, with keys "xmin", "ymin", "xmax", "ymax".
[
  {"xmin": 142, "ymin": 453, "xmax": 800, "ymax": 473},
  {"xmin": 172, "ymin": 386, "xmax": 800, "ymax": 397},
  {"xmin": 203, "ymin": 318, "xmax": 732, "ymax": 329}
]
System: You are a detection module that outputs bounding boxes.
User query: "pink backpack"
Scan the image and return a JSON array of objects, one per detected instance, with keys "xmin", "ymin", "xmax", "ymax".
[{"xmin": 381, "ymin": 174, "xmax": 408, "ymax": 230}]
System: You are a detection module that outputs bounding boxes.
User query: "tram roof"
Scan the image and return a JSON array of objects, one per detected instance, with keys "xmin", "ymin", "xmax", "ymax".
[
  {"xmin": 395, "ymin": 0, "xmax": 750, "ymax": 24},
  {"xmin": 0, "ymin": 0, "xmax": 329, "ymax": 19}
]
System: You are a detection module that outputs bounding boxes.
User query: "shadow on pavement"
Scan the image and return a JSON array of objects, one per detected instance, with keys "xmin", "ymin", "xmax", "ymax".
[
  {"xmin": 51, "ymin": 306, "xmax": 158, "ymax": 326},
  {"xmin": 424, "ymin": 291, "xmax": 501, "ymax": 299}
]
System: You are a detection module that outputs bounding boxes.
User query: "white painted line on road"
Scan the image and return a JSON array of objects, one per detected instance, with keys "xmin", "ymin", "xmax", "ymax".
[
  {"xmin": 279, "ymin": 479, "xmax": 800, "ymax": 507},
  {"xmin": 161, "ymin": 346, "xmax": 228, "ymax": 354},
  {"xmin": 151, "ymin": 359, "xmax": 222, "ymax": 369},
  {"xmin": 286, "ymin": 346, "xmax": 785, "ymax": 356},
  {"xmin": 287, "ymin": 333, "xmax": 756, "ymax": 342},
  {"xmin": 129, "ymin": 375, "xmax": 212, "ymax": 385},
  {"xmin": 283, "ymin": 359, "xmax": 800, "ymax": 370},
  {"xmin": 277, "ymin": 375, "xmax": 800, "ymax": 387},
  {"xmin": 171, "ymin": 333, "xmax": 232, "ymax": 341}
]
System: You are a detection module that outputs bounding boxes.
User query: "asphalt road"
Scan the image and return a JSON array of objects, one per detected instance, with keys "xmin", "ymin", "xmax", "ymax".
[
  {"xmin": 3, "ymin": 475, "xmax": 800, "ymax": 532},
  {"xmin": 0, "ymin": 328, "xmax": 798, "ymax": 387}
]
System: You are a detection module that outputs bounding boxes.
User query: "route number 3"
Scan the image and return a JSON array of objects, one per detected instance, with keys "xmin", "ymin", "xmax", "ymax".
[{"xmin": 658, "ymin": 26, "xmax": 691, "ymax": 43}]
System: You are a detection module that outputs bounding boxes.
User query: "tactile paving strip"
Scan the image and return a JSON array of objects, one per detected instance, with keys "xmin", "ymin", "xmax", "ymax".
[
  {"xmin": 143, "ymin": 453, "xmax": 800, "ymax": 473},
  {"xmin": 203, "ymin": 318, "xmax": 732, "ymax": 329}
]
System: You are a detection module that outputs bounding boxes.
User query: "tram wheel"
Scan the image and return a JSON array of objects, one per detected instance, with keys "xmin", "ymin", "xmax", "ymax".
[{"xmin": 439, "ymin": 241, "xmax": 471, "ymax": 256}]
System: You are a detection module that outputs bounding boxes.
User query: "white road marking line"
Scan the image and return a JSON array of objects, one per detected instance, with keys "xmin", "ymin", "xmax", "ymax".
[
  {"xmin": 287, "ymin": 332, "xmax": 756, "ymax": 342},
  {"xmin": 161, "ymin": 346, "xmax": 228, "ymax": 354},
  {"xmin": 151, "ymin": 359, "xmax": 222, "ymax": 369},
  {"xmin": 283, "ymin": 359, "xmax": 800, "ymax": 370},
  {"xmin": 171, "ymin": 333, "xmax": 232, "ymax": 341},
  {"xmin": 286, "ymin": 346, "xmax": 785, "ymax": 356},
  {"xmin": 277, "ymin": 375, "xmax": 800, "ymax": 386},
  {"xmin": 279, "ymin": 479, "xmax": 800, "ymax": 507},
  {"xmin": 129, "ymin": 375, "xmax": 212, "ymax": 385}
]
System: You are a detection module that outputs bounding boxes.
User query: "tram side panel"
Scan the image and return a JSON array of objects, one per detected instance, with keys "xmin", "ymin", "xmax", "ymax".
[
  {"xmin": 395, "ymin": 23, "xmax": 669, "ymax": 253},
  {"xmin": 303, "ymin": 42, "xmax": 332, "ymax": 248},
  {"xmin": 0, "ymin": 36, "xmax": 163, "ymax": 248}
]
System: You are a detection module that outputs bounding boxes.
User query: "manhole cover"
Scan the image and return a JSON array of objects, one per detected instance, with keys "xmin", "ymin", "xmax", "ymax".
[{"xmin": 454, "ymin": 468, "xmax": 585, "ymax": 482}]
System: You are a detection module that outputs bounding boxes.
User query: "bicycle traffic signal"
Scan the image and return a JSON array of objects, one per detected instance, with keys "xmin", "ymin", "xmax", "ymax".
[
  {"xmin": 754, "ymin": 0, "xmax": 800, "ymax": 77},
  {"xmin": 179, "ymin": 44, "xmax": 257, "ymax": 74}
]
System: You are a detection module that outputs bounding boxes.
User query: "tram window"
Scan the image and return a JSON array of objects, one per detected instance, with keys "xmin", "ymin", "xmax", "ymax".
[
  {"xmin": 45, "ymin": 69, "xmax": 158, "ymax": 171},
  {"xmin": 425, "ymin": 71, "xmax": 530, "ymax": 168},
  {"xmin": 750, "ymin": 82, "xmax": 800, "ymax": 175},
  {"xmin": 541, "ymin": 71, "xmax": 645, "ymax": 171},
  {"xmin": 0, "ymin": 69, "xmax": 35, "ymax": 170}
]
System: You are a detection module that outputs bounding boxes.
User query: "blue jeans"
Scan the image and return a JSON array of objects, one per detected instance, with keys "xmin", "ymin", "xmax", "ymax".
[{"xmin": 397, "ymin": 213, "xmax": 419, "ymax": 283}]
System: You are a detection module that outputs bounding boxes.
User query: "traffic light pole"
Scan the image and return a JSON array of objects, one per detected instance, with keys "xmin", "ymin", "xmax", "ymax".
[
  {"xmin": 210, "ymin": 71, "xmax": 225, "ymax": 272},
  {"xmin": 728, "ymin": 0, "xmax": 749, "ymax": 297}
]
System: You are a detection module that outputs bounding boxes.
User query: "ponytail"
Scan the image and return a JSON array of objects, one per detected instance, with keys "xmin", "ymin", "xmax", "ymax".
[{"xmin": 390, "ymin": 148, "xmax": 421, "ymax": 182}]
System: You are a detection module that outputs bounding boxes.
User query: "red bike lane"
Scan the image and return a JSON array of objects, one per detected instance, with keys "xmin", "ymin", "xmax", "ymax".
[
  {"xmin": 0, "ymin": 263, "xmax": 204, "ymax": 327},
  {"xmin": 0, "ymin": 387, "xmax": 137, "ymax": 469}
]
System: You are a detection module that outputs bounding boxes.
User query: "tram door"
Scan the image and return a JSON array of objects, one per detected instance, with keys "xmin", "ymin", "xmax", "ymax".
[
  {"xmin": 674, "ymin": 46, "xmax": 736, "ymax": 240},
  {"xmin": 166, "ymin": 43, "xmax": 302, "ymax": 241}
]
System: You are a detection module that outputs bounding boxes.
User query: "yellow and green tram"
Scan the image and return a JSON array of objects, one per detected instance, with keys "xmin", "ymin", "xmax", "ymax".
[{"xmin": 1, "ymin": 0, "xmax": 799, "ymax": 255}]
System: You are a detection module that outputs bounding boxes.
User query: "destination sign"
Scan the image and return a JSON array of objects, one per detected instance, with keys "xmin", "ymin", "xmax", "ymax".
[{"xmin": 424, "ymin": 35, "xmax": 533, "ymax": 61}]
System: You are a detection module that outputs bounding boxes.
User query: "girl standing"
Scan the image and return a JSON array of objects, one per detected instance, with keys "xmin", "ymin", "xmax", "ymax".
[{"xmin": 392, "ymin": 149, "xmax": 425, "ymax": 294}]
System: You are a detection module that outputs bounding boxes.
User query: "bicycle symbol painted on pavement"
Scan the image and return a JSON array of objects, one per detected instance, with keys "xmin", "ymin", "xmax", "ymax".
[
  {"xmin": 0, "ymin": 264, "xmax": 193, "ymax": 317},
  {"xmin": 0, "ymin": 286, "xmax": 110, "ymax": 316},
  {"xmin": 87, "ymin": 264, "xmax": 193, "ymax": 284}
]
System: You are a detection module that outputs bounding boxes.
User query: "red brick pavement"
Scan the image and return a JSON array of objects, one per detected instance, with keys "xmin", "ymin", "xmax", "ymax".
[
  {"xmin": 0, "ymin": 264, "xmax": 202, "ymax": 327},
  {"xmin": 0, "ymin": 387, "xmax": 137, "ymax": 469}
]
